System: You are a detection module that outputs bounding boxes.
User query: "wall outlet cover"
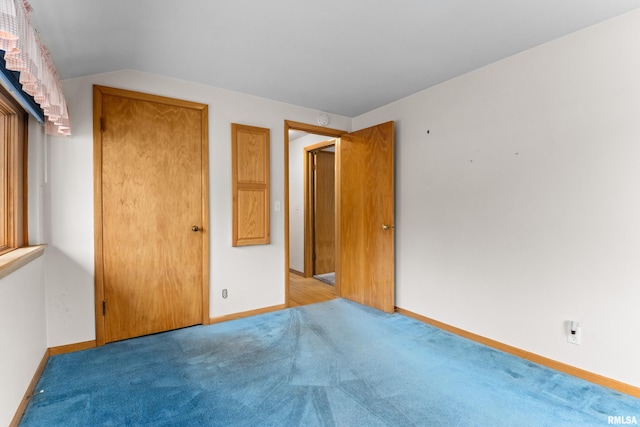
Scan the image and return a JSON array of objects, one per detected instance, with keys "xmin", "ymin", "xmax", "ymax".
[{"xmin": 567, "ymin": 326, "xmax": 582, "ymax": 345}]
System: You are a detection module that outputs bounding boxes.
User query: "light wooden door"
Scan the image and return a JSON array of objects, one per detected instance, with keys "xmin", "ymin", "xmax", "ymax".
[
  {"xmin": 313, "ymin": 151, "xmax": 335, "ymax": 274},
  {"xmin": 337, "ymin": 121, "xmax": 394, "ymax": 313},
  {"xmin": 94, "ymin": 86, "xmax": 209, "ymax": 344}
]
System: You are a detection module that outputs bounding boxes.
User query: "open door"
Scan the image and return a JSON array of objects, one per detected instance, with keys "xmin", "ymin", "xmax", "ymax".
[{"xmin": 337, "ymin": 121, "xmax": 394, "ymax": 313}]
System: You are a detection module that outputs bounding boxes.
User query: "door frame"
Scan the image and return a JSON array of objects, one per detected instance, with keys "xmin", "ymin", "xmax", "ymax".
[
  {"xmin": 284, "ymin": 120, "xmax": 346, "ymax": 305},
  {"xmin": 93, "ymin": 85, "xmax": 210, "ymax": 346},
  {"xmin": 303, "ymin": 140, "xmax": 336, "ymax": 278}
]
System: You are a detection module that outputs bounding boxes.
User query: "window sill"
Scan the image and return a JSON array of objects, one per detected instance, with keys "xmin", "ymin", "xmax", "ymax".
[{"xmin": 0, "ymin": 245, "xmax": 47, "ymax": 280}]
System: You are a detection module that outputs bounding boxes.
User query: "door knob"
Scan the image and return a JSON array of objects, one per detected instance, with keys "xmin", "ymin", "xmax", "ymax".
[
  {"xmin": 382, "ymin": 224, "xmax": 394, "ymax": 231},
  {"xmin": 192, "ymin": 226, "xmax": 200, "ymax": 232}
]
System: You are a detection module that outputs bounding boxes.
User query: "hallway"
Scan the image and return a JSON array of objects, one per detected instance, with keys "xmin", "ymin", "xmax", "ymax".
[{"xmin": 288, "ymin": 272, "xmax": 336, "ymax": 307}]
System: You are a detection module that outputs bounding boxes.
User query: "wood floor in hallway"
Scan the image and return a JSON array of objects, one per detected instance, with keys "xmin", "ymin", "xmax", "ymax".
[{"xmin": 288, "ymin": 272, "xmax": 337, "ymax": 307}]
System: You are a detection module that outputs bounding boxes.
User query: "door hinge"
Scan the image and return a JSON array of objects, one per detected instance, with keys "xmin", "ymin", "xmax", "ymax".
[
  {"xmin": 100, "ymin": 117, "xmax": 105, "ymax": 133},
  {"xmin": 102, "ymin": 300, "xmax": 106, "ymax": 316},
  {"xmin": 312, "ymin": 253, "xmax": 316, "ymax": 261}
]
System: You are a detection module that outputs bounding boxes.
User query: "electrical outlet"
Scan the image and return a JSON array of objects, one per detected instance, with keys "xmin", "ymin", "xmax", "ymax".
[{"xmin": 567, "ymin": 327, "xmax": 582, "ymax": 345}]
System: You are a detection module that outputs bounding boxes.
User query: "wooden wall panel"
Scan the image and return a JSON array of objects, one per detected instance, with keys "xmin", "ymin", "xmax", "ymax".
[
  {"xmin": 237, "ymin": 188, "xmax": 268, "ymax": 243},
  {"xmin": 232, "ymin": 124, "xmax": 270, "ymax": 246}
]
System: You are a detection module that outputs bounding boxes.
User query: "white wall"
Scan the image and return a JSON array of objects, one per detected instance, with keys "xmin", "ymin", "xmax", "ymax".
[
  {"xmin": 0, "ymin": 119, "xmax": 48, "ymax": 426},
  {"xmin": 289, "ymin": 134, "xmax": 334, "ymax": 272},
  {"xmin": 44, "ymin": 70, "xmax": 351, "ymax": 346},
  {"xmin": 0, "ymin": 257, "xmax": 47, "ymax": 426},
  {"xmin": 354, "ymin": 10, "xmax": 640, "ymax": 387}
]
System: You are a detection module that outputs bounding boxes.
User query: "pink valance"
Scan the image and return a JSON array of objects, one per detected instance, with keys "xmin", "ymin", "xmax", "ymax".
[{"xmin": 0, "ymin": 0, "xmax": 70, "ymax": 136}]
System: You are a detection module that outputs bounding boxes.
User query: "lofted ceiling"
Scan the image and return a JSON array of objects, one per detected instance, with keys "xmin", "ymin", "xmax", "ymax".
[{"xmin": 27, "ymin": 0, "xmax": 640, "ymax": 117}]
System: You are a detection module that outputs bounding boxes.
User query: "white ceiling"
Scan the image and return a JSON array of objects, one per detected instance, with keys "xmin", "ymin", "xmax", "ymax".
[{"xmin": 27, "ymin": 0, "xmax": 640, "ymax": 117}]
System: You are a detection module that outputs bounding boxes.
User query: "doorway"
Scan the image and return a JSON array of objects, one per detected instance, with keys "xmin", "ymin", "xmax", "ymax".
[
  {"xmin": 284, "ymin": 120, "xmax": 395, "ymax": 313},
  {"xmin": 304, "ymin": 142, "xmax": 336, "ymax": 282},
  {"xmin": 285, "ymin": 122, "xmax": 345, "ymax": 305},
  {"xmin": 309, "ymin": 147, "xmax": 335, "ymax": 280}
]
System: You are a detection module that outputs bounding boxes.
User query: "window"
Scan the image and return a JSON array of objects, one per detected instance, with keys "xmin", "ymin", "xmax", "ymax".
[{"xmin": 0, "ymin": 84, "xmax": 27, "ymax": 256}]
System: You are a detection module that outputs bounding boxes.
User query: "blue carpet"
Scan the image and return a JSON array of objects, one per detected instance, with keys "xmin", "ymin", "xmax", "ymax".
[{"xmin": 20, "ymin": 299, "xmax": 640, "ymax": 426}]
